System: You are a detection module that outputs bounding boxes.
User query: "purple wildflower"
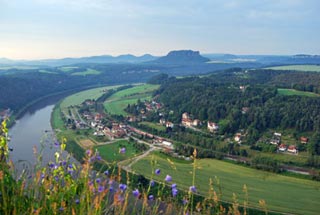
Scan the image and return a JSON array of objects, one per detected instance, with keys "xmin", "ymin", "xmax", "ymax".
[
  {"xmin": 150, "ymin": 180, "xmax": 155, "ymax": 187},
  {"xmin": 98, "ymin": 185, "xmax": 104, "ymax": 193},
  {"xmin": 148, "ymin": 195, "xmax": 154, "ymax": 200},
  {"xmin": 119, "ymin": 184, "xmax": 127, "ymax": 191},
  {"xmin": 96, "ymin": 155, "xmax": 101, "ymax": 160},
  {"xmin": 59, "ymin": 207, "xmax": 64, "ymax": 211},
  {"xmin": 172, "ymin": 188, "xmax": 178, "ymax": 197},
  {"xmin": 75, "ymin": 199, "xmax": 80, "ymax": 204},
  {"xmin": 40, "ymin": 173, "xmax": 45, "ymax": 179},
  {"xmin": 109, "ymin": 186, "xmax": 114, "ymax": 192},
  {"xmin": 119, "ymin": 147, "xmax": 126, "ymax": 154},
  {"xmin": 155, "ymin": 169, "xmax": 161, "ymax": 175},
  {"xmin": 54, "ymin": 141, "xmax": 60, "ymax": 147},
  {"xmin": 165, "ymin": 175, "xmax": 172, "ymax": 182},
  {"xmin": 132, "ymin": 189, "xmax": 140, "ymax": 198},
  {"xmin": 104, "ymin": 170, "xmax": 109, "ymax": 175},
  {"xmin": 171, "ymin": 183, "xmax": 177, "ymax": 189},
  {"xmin": 54, "ymin": 176, "xmax": 59, "ymax": 182},
  {"xmin": 189, "ymin": 185, "xmax": 197, "ymax": 193},
  {"xmin": 182, "ymin": 199, "xmax": 188, "ymax": 205},
  {"xmin": 96, "ymin": 178, "xmax": 101, "ymax": 183},
  {"xmin": 86, "ymin": 149, "xmax": 91, "ymax": 156}
]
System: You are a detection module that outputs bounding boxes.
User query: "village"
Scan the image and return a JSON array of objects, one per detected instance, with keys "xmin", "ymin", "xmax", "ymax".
[{"xmin": 62, "ymin": 93, "xmax": 308, "ymax": 159}]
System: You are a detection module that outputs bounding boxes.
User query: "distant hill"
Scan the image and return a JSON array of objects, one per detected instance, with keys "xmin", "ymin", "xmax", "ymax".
[
  {"xmin": 153, "ymin": 50, "xmax": 210, "ymax": 64},
  {"xmin": 0, "ymin": 54, "xmax": 158, "ymax": 67}
]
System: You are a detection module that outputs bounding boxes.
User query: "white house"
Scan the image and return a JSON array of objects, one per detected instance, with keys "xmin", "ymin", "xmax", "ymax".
[{"xmin": 207, "ymin": 121, "xmax": 219, "ymax": 132}]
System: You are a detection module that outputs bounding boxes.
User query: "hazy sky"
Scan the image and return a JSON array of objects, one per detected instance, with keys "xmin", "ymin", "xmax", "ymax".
[{"xmin": 0, "ymin": 0, "xmax": 319, "ymax": 59}]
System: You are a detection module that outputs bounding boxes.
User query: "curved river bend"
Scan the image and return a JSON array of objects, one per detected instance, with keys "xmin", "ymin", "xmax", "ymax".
[{"xmin": 8, "ymin": 96, "xmax": 74, "ymax": 175}]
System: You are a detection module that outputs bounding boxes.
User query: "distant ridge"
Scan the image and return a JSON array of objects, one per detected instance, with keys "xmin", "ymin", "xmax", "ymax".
[{"xmin": 153, "ymin": 50, "xmax": 210, "ymax": 64}]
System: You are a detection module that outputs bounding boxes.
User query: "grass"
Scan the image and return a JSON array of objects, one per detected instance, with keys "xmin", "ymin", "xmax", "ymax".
[
  {"xmin": 51, "ymin": 104, "xmax": 65, "ymax": 130},
  {"xmin": 58, "ymin": 66, "xmax": 78, "ymax": 72},
  {"xmin": 94, "ymin": 140, "xmax": 140, "ymax": 162},
  {"xmin": 132, "ymin": 152, "xmax": 320, "ymax": 215},
  {"xmin": 139, "ymin": 122, "xmax": 166, "ymax": 132},
  {"xmin": 265, "ymin": 65, "xmax": 320, "ymax": 72},
  {"xmin": 60, "ymin": 85, "xmax": 121, "ymax": 111},
  {"xmin": 277, "ymin": 88, "xmax": 319, "ymax": 97},
  {"xmin": 104, "ymin": 84, "xmax": 159, "ymax": 116},
  {"xmin": 71, "ymin": 69, "xmax": 101, "ymax": 76}
]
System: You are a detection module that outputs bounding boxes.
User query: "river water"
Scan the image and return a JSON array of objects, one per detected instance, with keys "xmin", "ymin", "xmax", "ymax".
[{"xmin": 8, "ymin": 95, "xmax": 73, "ymax": 176}]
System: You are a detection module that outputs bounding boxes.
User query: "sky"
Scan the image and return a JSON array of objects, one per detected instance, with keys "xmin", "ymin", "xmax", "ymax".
[{"xmin": 0, "ymin": 0, "xmax": 319, "ymax": 59}]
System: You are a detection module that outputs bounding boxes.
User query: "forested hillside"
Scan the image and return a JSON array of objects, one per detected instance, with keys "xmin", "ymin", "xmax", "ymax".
[{"xmin": 153, "ymin": 69, "xmax": 320, "ymax": 148}]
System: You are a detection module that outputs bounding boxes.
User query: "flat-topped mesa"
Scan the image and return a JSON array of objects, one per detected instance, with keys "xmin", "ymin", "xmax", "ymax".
[{"xmin": 155, "ymin": 50, "xmax": 210, "ymax": 64}]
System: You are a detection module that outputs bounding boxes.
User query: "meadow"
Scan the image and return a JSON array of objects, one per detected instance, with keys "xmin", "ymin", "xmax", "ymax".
[
  {"xmin": 71, "ymin": 68, "xmax": 101, "ymax": 76},
  {"xmin": 132, "ymin": 152, "xmax": 320, "ymax": 215},
  {"xmin": 104, "ymin": 84, "xmax": 159, "ymax": 116},
  {"xmin": 277, "ymin": 88, "xmax": 319, "ymax": 97},
  {"xmin": 94, "ymin": 140, "xmax": 140, "ymax": 162},
  {"xmin": 60, "ymin": 85, "xmax": 121, "ymax": 111},
  {"xmin": 265, "ymin": 65, "xmax": 320, "ymax": 72}
]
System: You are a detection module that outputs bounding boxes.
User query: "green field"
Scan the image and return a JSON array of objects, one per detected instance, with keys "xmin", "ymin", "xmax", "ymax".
[
  {"xmin": 104, "ymin": 84, "xmax": 159, "ymax": 116},
  {"xmin": 265, "ymin": 65, "xmax": 320, "ymax": 72},
  {"xmin": 71, "ymin": 68, "xmax": 101, "ymax": 76},
  {"xmin": 132, "ymin": 153, "xmax": 320, "ymax": 215},
  {"xmin": 139, "ymin": 121, "xmax": 166, "ymax": 131},
  {"xmin": 94, "ymin": 140, "xmax": 140, "ymax": 162},
  {"xmin": 58, "ymin": 66, "xmax": 78, "ymax": 72},
  {"xmin": 51, "ymin": 104, "xmax": 65, "ymax": 130},
  {"xmin": 278, "ymin": 88, "xmax": 319, "ymax": 97},
  {"xmin": 60, "ymin": 85, "xmax": 121, "ymax": 111}
]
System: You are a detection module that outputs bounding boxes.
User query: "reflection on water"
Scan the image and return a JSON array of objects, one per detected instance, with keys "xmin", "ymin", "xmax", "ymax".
[{"xmin": 8, "ymin": 94, "xmax": 77, "ymax": 177}]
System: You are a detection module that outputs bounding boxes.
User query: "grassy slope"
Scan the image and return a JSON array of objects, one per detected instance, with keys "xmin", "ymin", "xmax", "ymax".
[
  {"xmin": 265, "ymin": 65, "xmax": 320, "ymax": 72},
  {"xmin": 94, "ymin": 140, "xmax": 139, "ymax": 162},
  {"xmin": 139, "ymin": 121, "xmax": 166, "ymax": 131},
  {"xmin": 60, "ymin": 85, "xmax": 121, "ymax": 111},
  {"xmin": 104, "ymin": 84, "xmax": 159, "ymax": 116},
  {"xmin": 278, "ymin": 88, "xmax": 319, "ymax": 97},
  {"xmin": 132, "ymin": 153, "xmax": 320, "ymax": 215},
  {"xmin": 71, "ymin": 69, "xmax": 101, "ymax": 76}
]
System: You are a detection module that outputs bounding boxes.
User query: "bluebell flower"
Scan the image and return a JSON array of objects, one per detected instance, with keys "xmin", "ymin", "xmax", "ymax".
[
  {"xmin": 119, "ymin": 184, "xmax": 127, "ymax": 191},
  {"xmin": 132, "ymin": 189, "xmax": 140, "ymax": 198},
  {"xmin": 165, "ymin": 175, "xmax": 172, "ymax": 182},
  {"xmin": 155, "ymin": 169, "xmax": 161, "ymax": 175},
  {"xmin": 172, "ymin": 188, "xmax": 178, "ymax": 197},
  {"xmin": 148, "ymin": 195, "xmax": 154, "ymax": 200},
  {"xmin": 189, "ymin": 185, "xmax": 197, "ymax": 193}
]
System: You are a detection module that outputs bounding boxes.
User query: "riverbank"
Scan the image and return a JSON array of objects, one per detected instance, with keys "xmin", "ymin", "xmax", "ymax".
[{"xmin": 7, "ymin": 84, "xmax": 108, "ymax": 128}]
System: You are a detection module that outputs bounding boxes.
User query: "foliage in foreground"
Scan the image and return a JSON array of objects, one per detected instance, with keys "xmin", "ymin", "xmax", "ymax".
[{"xmin": 0, "ymin": 120, "xmax": 270, "ymax": 215}]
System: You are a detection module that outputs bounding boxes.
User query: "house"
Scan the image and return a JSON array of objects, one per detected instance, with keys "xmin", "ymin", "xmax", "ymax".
[
  {"xmin": 270, "ymin": 132, "xmax": 281, "ymax": 145},
  {"xmin": 300, "ymin": 137, "xmax": 309, "ymax": 144},
  {"xmin": 207, "ymin": 121, "xmax": 219, "ymax": 132},
  {"xmin": 91, "ymin": 121, "xmax": 98, "ymax": 128},
  {"xmin": 239, "ymin": 85, "xmax": 246, "ymax": 91},
  {"xmin": 287, "ymin": 145, "xmax": 298, "ymax": 154},
  {"xmin": 182, "ymin": 118, "xmax": 193, "ymax": 127},
  {"xmin": 182, "ymin": 112, "xmax": 190, "ymax": 119},
  {"xmin": 159, "ymin": 118, "xmax": 166, "ymax": 125},
  {"xmin": 234, "ymin": 133, "xmax": 242, "ymax": 142},
  {"xmin": 166, "ymin": 121, "xmax": 174, "ymax": 128},
  {"xmin": 94, "ymin": 113, "xmax": 103, "ymax": 122},
  {"xmin": 278, "ymin": 144, "xmax": 287, "ymax": 152},
  {"xmin": 162, "ymin": 140, "xmax": 173, "ymax": 147},
  {"xmin": 241, "ymin": 107, "xmax": 249, "ymax": 114},
  {"xmin": 193, "ymin": 119, "xmax": 201, "ymax": 127}
]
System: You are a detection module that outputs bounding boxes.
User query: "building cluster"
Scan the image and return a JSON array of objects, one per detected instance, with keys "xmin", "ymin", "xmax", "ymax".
[
  {"xmin": 269, "ymin": 132, "xmax": 307, "ymax": 154},
  {"xmin": 181, "ymin": 112, "xmax": 201, "ymax": 127},
  {"xmin": 145, "ymin": 100, "xmax": 162, "ymax": 112}
]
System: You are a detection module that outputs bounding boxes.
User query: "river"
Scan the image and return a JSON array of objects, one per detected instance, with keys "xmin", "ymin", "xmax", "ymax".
[{"xmin": 8, "ymin": 95, "xmax": 73, "ymax": 176}]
